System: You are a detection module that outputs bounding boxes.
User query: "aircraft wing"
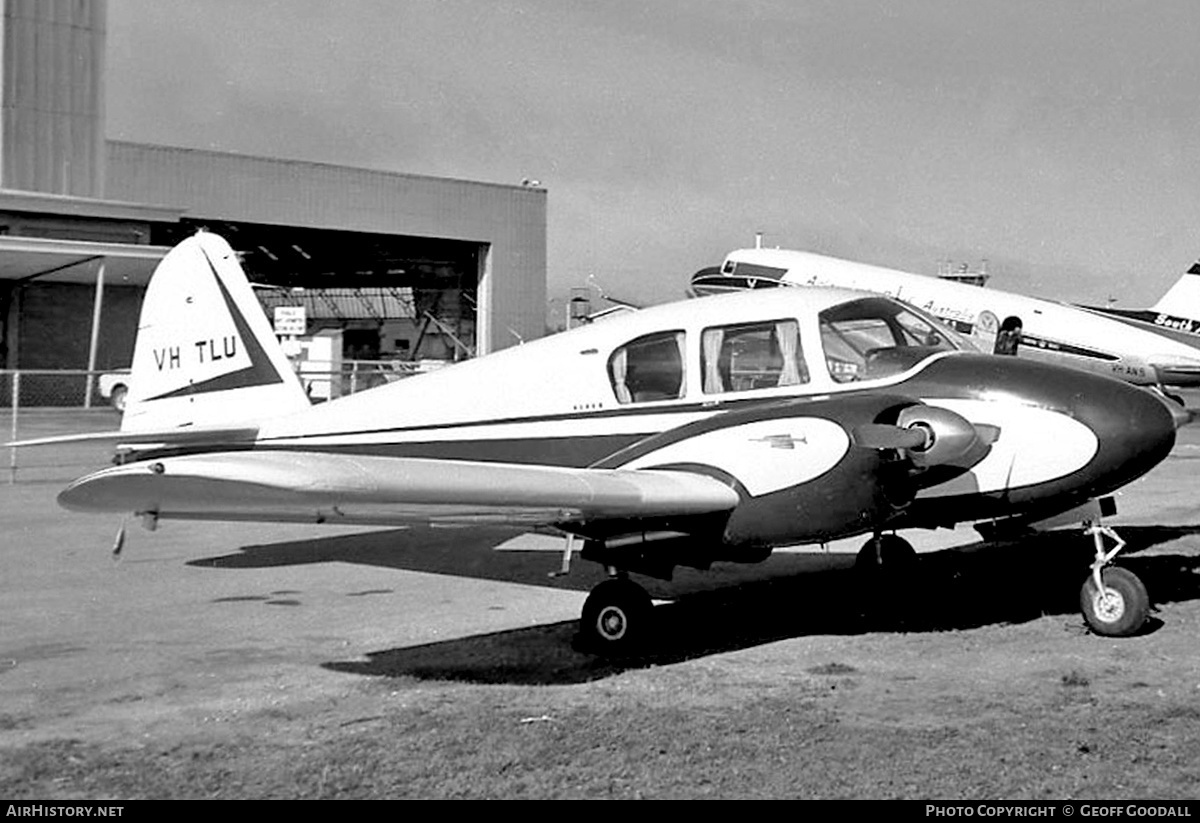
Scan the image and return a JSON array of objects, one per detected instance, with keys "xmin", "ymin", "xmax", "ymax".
[{"xmin": 58, "ymin": 451, "xmax": 740, "ymax": 528}]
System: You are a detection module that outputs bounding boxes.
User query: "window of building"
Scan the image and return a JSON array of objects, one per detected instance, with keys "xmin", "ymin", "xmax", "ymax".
[
  {"xmin": 700, "ymin": 319, "xmax": 807, "ymax": 394},
  {"xmin": 608, "ymin": 330, "xmax": 686, "ymax": 404}
]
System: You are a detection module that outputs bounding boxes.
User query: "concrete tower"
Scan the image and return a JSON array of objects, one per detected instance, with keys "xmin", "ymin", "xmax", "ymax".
[{"xmin": 0, "ymin": 0, "xmax": 106, "ymax": 197}]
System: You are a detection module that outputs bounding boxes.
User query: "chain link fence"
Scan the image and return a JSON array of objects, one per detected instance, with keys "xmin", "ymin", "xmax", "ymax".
[{"xmin": 0, "ymin": 369, "xmax": 122, "ymax": 410}]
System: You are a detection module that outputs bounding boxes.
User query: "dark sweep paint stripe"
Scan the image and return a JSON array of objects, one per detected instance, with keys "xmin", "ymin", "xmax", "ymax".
[
  {"xmin": 254, "ymin": 397, "xmax": 757, "ymax": 443},
  {"xmin": 145, "ymin": 248, "xmax": 285, "ymax": 401}
]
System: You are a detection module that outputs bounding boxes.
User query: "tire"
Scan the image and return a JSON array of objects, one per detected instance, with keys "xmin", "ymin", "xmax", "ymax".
[
  {"xmin": 1080, "ymin": 566, "xmax": 1149, "ymax": 637},
  {"xmin": 109, "ymin": 384, "xmax": 128, "ymax": 413},
  {"xmin": 855, "ymin": 533, "xmax": 917, "ymax": 575},
  {"xmin": 579, "ymin": 578, "xmax": 653, "ymax": 655},
  {"xmin": 854, "ymin": 534, "xmax": 923, "ymax": 621}
]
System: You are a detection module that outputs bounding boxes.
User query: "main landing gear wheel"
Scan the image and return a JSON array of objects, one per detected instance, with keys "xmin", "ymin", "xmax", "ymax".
[
  {"xmin": 1080, "ymin": 566, "xmax": 1149, "ymax": 637},
  {"xmin": 854, "ymin": 534, "xmax": 920, "ymax": 622},
  {"xmin": 580, "ymin": 577, "xmax": 653, "ymax": 655},
  {"xmin": 854, "ymin": 533, "xmax": 917, "ymax": 576}
]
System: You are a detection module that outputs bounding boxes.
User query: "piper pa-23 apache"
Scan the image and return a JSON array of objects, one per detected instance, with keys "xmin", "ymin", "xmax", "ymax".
[
  {"xmin": 24, "ymin": 233, "xmax": 1181, "ymax": 653},
  {"xmin": 694, "ymin": 248, "xmax": 1200, "ymax": 401}
]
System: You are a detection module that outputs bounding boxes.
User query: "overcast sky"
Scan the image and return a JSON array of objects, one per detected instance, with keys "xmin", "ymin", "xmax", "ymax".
[{"xmin": 105, "ymin": 1, "xmax": 1200, "ymax": 313}]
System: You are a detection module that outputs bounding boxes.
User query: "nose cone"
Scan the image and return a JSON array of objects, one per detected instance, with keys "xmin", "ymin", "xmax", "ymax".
[
  {"xmin": 920, "ymin": 355, "xmax": 1177, "ymax": 500},
  {"xmin": 1073, "ymin": 379, "xmax": 1177, "ymax": 495}
]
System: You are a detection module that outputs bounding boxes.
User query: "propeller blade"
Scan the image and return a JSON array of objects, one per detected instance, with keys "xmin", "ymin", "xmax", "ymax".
[{"xmin": 852, "ymin": 424, "xmax": 928, "ymax": 451}]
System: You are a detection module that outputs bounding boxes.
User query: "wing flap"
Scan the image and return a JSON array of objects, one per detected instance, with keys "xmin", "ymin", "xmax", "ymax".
[{"xmin": 58, "ymin": 451, "xmax": 740, "ymax": 527}]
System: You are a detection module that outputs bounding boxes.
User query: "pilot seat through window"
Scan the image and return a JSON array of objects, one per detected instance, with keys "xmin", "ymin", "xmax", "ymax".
[{"xmin": 819, "ymin": 297, "xmax": 961, "ymax": 383}]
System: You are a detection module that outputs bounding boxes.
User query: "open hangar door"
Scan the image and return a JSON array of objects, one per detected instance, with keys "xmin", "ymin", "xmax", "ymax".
[{"xmin": 153, "ymin": 221, "xmax": 485, "ymax": 366}]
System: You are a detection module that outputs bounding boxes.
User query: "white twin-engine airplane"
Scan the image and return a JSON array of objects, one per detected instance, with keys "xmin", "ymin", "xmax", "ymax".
[
  {"xmin": 694, "ymin": 248, "xmax": 1200, "ymax": 398},
  {"xmin": 27, "ymin": 233, "xmax": 1181, "ymax": 653}
]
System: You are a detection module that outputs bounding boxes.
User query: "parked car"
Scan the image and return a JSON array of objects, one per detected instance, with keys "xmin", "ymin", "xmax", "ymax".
[{"xmin": 97, "ymin": 372, "xmax": 130, "ymax": 412}]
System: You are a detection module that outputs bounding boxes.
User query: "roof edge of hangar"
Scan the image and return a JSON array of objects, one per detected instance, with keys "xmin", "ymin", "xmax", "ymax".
[
  {"xmin": 107, "ymin": 140, "xmax": 548, "ymax": 195},
  {"xmin": 0, "ymin": 187, "xmax": 186, "ymax": 224}
]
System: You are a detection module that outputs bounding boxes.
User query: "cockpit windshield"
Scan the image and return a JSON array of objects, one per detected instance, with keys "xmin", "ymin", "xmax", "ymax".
[{"xmin": 819, "ymin": 296, "xmax": 975, "ymax": 383}]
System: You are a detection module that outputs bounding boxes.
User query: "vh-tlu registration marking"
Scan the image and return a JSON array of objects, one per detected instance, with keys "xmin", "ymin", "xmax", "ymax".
[{"xmin": 154, "ymin": 336, "xmax": 239, "ymax": 371}]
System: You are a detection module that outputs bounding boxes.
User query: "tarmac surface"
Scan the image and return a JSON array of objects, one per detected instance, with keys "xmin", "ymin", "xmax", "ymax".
[{"xmin": 3, "ymin": 406, "xmax": 1200, "ymax": 751}]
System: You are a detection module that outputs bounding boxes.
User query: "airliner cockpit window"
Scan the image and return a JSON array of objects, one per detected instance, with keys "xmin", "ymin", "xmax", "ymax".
[
  {"xmin": 701, "ymin": 319, "xmax": 808, "ymax": 393},
  {"xmin": 608, "ymin": 330, "xmax": 686, "ymax": 404},
  {"xmin": 819, "ymin": 297, "xmax": 968, "ymax": 383}
]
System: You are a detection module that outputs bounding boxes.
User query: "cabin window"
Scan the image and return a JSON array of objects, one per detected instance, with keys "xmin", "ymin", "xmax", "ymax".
[
  {"xmin": 608, "ymin": 330, "xmax": 687, "ymax": 404},
  {"xmin": 819, "ymin": 297, "xmax": 959, "ymax": 383},
  {"xmin": 701, "ymin": 319, "xmax": 807, "ymax": 393}
]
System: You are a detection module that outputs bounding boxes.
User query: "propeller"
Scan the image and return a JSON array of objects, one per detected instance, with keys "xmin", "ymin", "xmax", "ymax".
[
  {"xmin": 853, "ymin": 405, "xmax": 999, "ymax": 469},
  {"xmin": 851, "ymin": 423, "xmax": 929, "ymax": 451}
]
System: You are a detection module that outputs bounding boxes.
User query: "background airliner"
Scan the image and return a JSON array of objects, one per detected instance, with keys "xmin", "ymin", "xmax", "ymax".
[{"xmin": 692, "ymin": 249, "xmax": 1200, "ymax": 400}]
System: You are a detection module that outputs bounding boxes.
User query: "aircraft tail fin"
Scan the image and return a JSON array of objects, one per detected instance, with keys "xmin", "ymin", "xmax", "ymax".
[
  {"xmin": 1151, "ymin": 260, "xmax": 1200, "ymax": 320},
  {"xmin": 120, "ymin": 232, "xmax": 310, "ymax": 433}
]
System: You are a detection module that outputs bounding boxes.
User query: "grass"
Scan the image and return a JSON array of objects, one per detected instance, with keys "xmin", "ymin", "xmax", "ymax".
[{"xmin": 4, "ymin": 672, "xmax": 1200, "ymax": 800}]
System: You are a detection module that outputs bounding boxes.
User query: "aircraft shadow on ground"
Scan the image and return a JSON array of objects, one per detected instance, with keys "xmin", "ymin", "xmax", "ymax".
[
  {"xmin": 187, "ymin": 525, "xmax": 612, "ymax": 592},
  {"xmin": 315, "ymin": 525, "xmax": 1200, "ymax": 686},
  {"xmin": 189, "ymin": 524, "xmax": 868, "ymax": 595}
]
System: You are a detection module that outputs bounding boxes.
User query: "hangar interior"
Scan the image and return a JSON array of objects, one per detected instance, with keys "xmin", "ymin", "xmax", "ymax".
[
  {"xmin": 167, "ymin": 221, "xmax": 483, "ymax": 363},
  {"xmin": 0, "ymin": 0, "xmax": 546, "ymax": 406}
]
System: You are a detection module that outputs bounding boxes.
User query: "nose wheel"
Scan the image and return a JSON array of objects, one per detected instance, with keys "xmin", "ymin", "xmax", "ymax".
[
  {"xmin": 1079, "ymin": 524, "xmax": 1149, "ymax": 637},
  {"xmin": 579, "ymin": 577, "xmax": 653, "ymax": 655},
  {"xmin": 1081, "ymin": 565, "xmax": 1149, "ymax": 637}
]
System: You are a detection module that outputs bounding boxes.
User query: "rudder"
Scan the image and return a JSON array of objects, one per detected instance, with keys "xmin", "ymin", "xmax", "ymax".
[{"xmin": 1151, "ymin": 260, "xmax": 1200, "ymax": 321}]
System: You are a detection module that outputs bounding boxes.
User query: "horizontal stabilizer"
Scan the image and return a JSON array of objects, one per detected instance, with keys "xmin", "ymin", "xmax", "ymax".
[
  {"xmin": 7, "ymin": 426, "xmax": 260, "ymax": 449},
  {"xmin": 58, "ymin": 451, "xmax": 741, "ymax": 528}
]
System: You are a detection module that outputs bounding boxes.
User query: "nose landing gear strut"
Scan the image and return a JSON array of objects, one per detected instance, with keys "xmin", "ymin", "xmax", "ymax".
[{"xmin": 1079, "ymin": 523, "xmax": 1149, "ymax": 637}]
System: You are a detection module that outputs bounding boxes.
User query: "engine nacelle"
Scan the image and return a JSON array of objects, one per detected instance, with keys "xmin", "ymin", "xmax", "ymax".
[{"xmin": 894, "ymin": 404, "xmax": 989, "ymax": 468}]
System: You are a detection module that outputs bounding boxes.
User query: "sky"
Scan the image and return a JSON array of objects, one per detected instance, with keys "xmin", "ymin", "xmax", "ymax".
[{"xmin": 105, "ymin": 0, "xmax": 1200, "ymax": 314}]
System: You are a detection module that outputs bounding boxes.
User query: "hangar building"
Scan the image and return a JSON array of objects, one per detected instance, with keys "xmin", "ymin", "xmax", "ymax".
[{"xmin": 0, "ymin": 0, "xmax": 547, "ymax": 402}]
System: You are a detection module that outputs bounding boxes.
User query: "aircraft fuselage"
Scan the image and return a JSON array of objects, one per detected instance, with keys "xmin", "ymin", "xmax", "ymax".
[{"xmin": 198, "ymin": 288, "xmax": 1177, "ymax": 550}]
